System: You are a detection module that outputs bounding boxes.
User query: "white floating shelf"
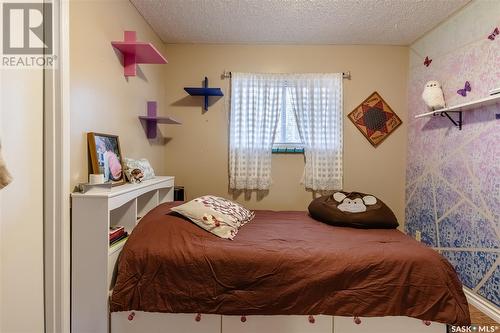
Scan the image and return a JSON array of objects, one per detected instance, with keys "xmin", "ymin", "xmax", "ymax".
[{"xmin": 415, "ymin": 93, "xmax": 500, "ymax": 119}]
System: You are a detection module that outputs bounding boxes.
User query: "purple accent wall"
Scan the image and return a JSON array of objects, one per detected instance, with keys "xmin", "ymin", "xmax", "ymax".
[{"xmin": 406, "ymin": 5, "xmax": 500, "ymax": 306}]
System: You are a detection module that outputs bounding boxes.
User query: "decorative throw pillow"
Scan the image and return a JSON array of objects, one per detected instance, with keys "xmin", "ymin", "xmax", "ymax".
[
  {"xmin": 123, "ymin": 158, "xmax": 155, "ymax": 183},
  {"xmin": 170, "ymin": 195, "xmax": 255, "ymax": 239},
  {"xmin": 308, "ymin": 191, "xmax": 398, "ymax": 229}
]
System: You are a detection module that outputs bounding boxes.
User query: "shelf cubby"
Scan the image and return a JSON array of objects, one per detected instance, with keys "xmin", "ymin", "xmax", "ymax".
[
  {"xmin": 110, "ymin": 198, "xmax": 136, "ymax": 233},
  {"xmin": 137, "ymin": 190, "xmax": 159, "ymax": 220}
]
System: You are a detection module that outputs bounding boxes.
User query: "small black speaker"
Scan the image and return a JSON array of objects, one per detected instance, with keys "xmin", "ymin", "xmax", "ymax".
[{"xmin": 174, "ymin": 186, "xmax": 185, "ymax": 201}]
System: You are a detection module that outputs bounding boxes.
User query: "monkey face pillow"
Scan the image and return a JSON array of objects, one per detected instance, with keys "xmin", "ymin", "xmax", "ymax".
[
  {"xmin": 308, "ymin": 191, "xmax": 398, "ymax": 229},
  {"xmin": 333, "ymin": 192, "xmax": 377, "ymax": 213}
]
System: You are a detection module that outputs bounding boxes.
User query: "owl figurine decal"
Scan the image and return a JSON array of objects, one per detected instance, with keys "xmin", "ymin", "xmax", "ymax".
[{"xmin": 422, "ymin": 80, "xmax": 446, "ymax": 111}]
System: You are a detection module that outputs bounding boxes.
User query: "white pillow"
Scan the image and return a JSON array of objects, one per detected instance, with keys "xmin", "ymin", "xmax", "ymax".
[
  {"xmin": 171, "ymin": 196, "xmax": 255, "ymax": 239},
  {"xmin": 123, "ymin": 158, "xmax": 155, "ymax": 183}
]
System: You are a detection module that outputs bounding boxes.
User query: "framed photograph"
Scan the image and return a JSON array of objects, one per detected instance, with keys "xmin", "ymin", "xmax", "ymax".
[{"xmin": 87, "ymin": 132, "xmax": 125, "ymax": 186}]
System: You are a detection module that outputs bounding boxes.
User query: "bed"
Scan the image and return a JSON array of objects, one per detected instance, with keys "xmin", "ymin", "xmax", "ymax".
[{"xmin": 110, "ymin": 201, "xmax": 470, "ymax": 329}]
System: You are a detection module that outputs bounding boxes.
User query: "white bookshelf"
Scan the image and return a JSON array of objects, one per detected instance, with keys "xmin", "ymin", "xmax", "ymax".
[{"xmin": 71, "ymin": 176, "xmax": 175, "ymax": 333}]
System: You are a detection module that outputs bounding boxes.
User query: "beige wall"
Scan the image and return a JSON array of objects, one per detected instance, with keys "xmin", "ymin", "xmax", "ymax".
[
  {"xmin": 69, "ymin": 0, "xmax": 409, "ymax": 223},
  {"xmin": 0, "ymin": 70, "xmax": 44, "ymax": 332},
  {"xmin": 163, "ymin": 45, "xmax": 409, "ymax": 223},
  {"xmin": 70, "ymin": 0, "xmax": 168, "ymax": 187}
]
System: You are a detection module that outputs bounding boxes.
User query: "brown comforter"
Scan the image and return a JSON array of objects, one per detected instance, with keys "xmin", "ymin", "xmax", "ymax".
[{"xmin": 110, "ymin": 202, "xmax": 470, "ymax": 325}]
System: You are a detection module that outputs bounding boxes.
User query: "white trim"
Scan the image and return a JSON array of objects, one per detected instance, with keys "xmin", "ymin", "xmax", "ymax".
[
  {"xmin": 44, "ymin": 0, "xmax": 71, "ymax": 332},
  {"xmin": 0, "ymin": 49, "xmax": 3, "ymax": 333},
  {"xmin": 463, "ymin": 288, "xmax": 500, "ymax": 323}
]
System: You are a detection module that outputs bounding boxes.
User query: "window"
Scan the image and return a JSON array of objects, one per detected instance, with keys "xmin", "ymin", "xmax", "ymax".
[
  {"xmin": 230, "ymin": 72, "xmax": 343, "ymax": 191},
  {"xmin": 273, "ymin": 86, "xmax": 304, "ymax": 153}
]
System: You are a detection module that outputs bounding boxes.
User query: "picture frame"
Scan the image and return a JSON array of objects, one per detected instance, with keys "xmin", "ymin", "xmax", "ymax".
[{"xmin": 87, "ymin": 132, "xmax": 126, "ymax": 186}]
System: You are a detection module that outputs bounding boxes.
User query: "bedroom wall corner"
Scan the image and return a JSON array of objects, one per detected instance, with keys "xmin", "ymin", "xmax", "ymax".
[
  {"xmin": 406, "ymin": 0, "xmax": 500, "ymax": 308},
  {"xmin": 69, "ymin": 0, "xmax": 169, "ymax": 189},
  {"xmin": 161, "ymin": 44, "xmax": 409, "ymax": 225}
]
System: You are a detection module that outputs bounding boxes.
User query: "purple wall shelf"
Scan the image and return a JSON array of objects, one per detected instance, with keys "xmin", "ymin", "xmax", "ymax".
[
  {"xmin": 111, "ymin": 31, "xmax": 168, "ymax": 77},
  {"xmin": 139, "ymin": 101, "xmax": 181, "ymax": 139}
]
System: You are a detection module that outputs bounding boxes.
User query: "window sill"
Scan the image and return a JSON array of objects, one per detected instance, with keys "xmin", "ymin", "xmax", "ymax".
[{"xmin": 272, "ymin": 147, "xmax": 304, "ymax": 154}]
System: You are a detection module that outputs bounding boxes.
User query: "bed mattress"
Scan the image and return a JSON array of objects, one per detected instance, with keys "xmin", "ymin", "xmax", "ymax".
[{"xmin": 110, "ymin": 202, "xmax": 470, "ymax": 325}]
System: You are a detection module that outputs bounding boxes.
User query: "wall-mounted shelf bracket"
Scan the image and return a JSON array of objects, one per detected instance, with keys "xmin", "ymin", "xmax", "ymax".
[{"xmin": 434, "ymin": 111, "xmax": 462, "ymax": 130}]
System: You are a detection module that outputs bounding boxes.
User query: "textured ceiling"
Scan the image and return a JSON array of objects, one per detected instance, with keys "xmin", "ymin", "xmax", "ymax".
[{"xmin": 131, "ymin": 0, "xmax": 470, "ymax": 45}]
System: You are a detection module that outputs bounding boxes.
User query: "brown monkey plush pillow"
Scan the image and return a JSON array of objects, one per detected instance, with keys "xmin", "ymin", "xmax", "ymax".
[{"xmin": 308, "ymin": 191, "xmax": 398, "ymax": 229}]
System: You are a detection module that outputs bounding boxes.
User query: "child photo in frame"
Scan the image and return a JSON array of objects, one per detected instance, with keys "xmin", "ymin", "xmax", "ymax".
[{"xmin": 87, "ymin": 133, "xmax": 125, "ymax": 186}]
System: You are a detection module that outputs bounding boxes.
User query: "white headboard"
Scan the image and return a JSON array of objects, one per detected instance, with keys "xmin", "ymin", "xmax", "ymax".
[{"xmin": 71, "ymin": 176, "xmax": 175, "ymax": 333}]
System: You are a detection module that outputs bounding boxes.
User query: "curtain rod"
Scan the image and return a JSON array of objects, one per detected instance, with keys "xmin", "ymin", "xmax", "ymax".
[{"xmin": 221, "ymin": 70, "xmax": 351, "ymax": 80}]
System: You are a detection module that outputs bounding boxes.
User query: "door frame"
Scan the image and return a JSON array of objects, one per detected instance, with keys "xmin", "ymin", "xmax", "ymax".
[{"xmin": 44, "ymin": 0, "xmax": 71, "ymax": 332}]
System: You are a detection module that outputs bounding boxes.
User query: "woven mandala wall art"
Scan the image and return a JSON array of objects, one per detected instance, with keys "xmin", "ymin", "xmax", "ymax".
[{"xmin": 348, "ymin": 91, "xmax": 402, "ymax": 147}]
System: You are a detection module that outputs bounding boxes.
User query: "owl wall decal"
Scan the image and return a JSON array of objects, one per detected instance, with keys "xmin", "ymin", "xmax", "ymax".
[{"xmin": 422, "ymin": 80, "xmax": 446, "ymax": 111}]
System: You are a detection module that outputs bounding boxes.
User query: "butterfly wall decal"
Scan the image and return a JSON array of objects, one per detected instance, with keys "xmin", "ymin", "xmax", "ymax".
[
  {"xmin": 457, "ymin": 81, "xmax": 471, "ymax": 97},
  {"xmin": 423, "ymin": 56, "xmax": 432, "ymax": 67},
  {"xmin": 488, "ymin": 27, "xmax": 499, "ymax": 40}
]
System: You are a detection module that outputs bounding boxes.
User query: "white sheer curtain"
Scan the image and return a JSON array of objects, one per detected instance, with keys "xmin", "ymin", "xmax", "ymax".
[
  {"xmin": 229, "ymin": 73, "xmax": 285, "ymax": 190},
  {"xmin": 288, "ymin": 73, "xmax": 343, "ymax": 191}
]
